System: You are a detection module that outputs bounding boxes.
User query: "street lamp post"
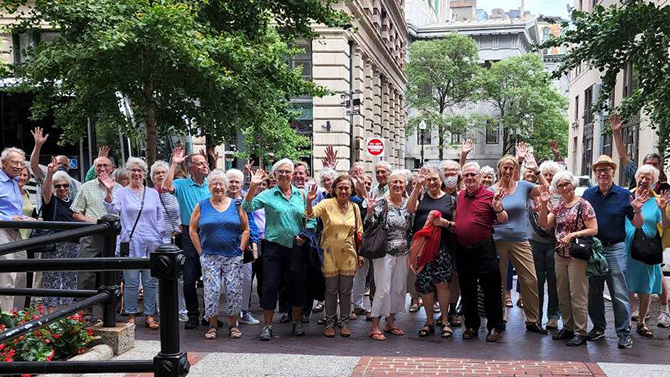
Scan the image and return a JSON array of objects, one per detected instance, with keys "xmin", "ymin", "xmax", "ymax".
[{"xmin": 419, "ymin": 120, "xmax": 427, "ymax": 166}]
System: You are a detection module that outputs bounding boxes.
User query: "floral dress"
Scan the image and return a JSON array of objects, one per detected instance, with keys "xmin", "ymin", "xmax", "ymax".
[
  {"xmin": 364, "ymin": 197, "xmax": 413, "ymax": 257},
  {"xmin": 550, "ymin": 198, "xmax": 596, "ymax": 259}
]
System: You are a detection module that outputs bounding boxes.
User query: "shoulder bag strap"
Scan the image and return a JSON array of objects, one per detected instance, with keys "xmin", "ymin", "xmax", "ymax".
[
  {"xmin": 300, "ymin": 188, "xmax": 307, "ymax": 229},
  {"xmin": 159, "ymin": 193, "xmax": 179, "ymax": 233},
  {"xmin": 128, "ymin": 187, "xmax": 146, "ymax": 242},
  {"xmin": 575, "ymin": 199, "xmax": 584, "ymax": 232}
]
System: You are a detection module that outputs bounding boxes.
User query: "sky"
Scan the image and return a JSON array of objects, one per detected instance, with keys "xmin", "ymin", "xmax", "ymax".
[{"xmin": 476, "ymin": 0, "xmax": 571, "ymax": 19}]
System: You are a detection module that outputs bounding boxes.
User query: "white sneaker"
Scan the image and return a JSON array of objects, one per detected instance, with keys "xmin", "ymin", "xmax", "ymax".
[
  {"xmin": 657, "ymin": 312, "xmax": 670, "ymax": 328},
  {"xmin": 178, "ymin": 313, "xmax": 189, "ymax": 322},
  {"xmin": 239, "ymin": 312, "xmax": 260, "ymax": 325}
]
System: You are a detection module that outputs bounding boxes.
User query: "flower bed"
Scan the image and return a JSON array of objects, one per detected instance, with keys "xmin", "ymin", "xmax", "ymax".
[{"xmin": 0, "ymin": 305, "xmax": 100, "ymax": 363}]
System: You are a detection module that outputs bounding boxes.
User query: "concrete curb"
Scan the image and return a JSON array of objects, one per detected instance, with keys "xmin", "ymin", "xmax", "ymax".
[{"xmin": 38, "ymin": 344, "xmax": 114, "ymax": 377}]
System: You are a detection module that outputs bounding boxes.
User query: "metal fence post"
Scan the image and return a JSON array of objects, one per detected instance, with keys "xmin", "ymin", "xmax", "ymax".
[
  {"xmin": 99, "ymin": 214, "xmax": 121, "ymax": 328},
  {"xmin": 151, "ymin": 244, "xmax": 189, "ymax": 377}
]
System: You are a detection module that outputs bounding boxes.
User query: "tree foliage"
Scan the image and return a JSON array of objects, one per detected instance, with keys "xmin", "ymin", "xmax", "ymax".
[
  {"xmin": 480, "ymin": 54, "xmax": 568, "ymax": 159},
  {"xmin": 538, "ymin": 0, "xmax": 670, "ymax": 152},
  {"xmin": 0, "ymin": 0, "xmax": 349, "ymax": 166},
  {"xmin": 406, "ymin": 34, "xmax": 481, "ymax": 160}
]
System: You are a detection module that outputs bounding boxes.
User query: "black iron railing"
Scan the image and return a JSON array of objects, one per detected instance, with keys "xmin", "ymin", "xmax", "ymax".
[{"xmin": 0, "ymin": 214, "xmax": 189, "ymax": 376}]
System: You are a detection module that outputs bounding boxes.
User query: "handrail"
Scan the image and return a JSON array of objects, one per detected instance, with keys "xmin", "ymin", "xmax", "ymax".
[
  {"xmin": 0, "ymin": 288, "xmax": 98, "ymax": 298},
  {"xmin": 0, "ymin": 257, "xmax": 151, "ymax": 273},
  {"xmin": 0, "ymin": 223, "xmax": 110, "ymax": 257},
  {"xmin": 0, "ymin": 220, "xmax": 96, "ymax": 230}
]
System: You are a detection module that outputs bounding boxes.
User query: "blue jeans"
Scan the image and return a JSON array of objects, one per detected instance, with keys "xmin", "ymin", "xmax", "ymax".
[
  {"xmin": 124, "ymin": 269, "xmax": 157, "ymax": 315},
  {"xmin": 181, "ymin": 225, "xmax": 202, "ymax": 319},
  {"xmin": 530, "ymin": 240, "xmax": 560, "ymax": 321},
  {"xmin": 588, "ymin": 242, "xmax": 631, "ymax": 335}
]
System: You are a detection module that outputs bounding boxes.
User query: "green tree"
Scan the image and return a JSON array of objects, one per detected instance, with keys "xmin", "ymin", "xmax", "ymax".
[
  {"xmin": 406, "ymin": 34, "xmax": 481, "ymax": 160},
  {"xmin": 480, "ymin": 54, "xmax": 568, "ymax": 159},
  {"xmin": 538, "ymin": 0, "xmax": 670, "ymax": 152},
  {"xmin": 1, "ymin": 0, "xmax": 349, "ymax": 166}
]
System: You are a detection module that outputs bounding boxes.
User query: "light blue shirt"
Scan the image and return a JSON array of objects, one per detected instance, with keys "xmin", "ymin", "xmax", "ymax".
[
  {"xmin": 490, "ymin": 180, "xmax": 535, "ymax": 242},
  {"xmin": 173, "ymin": 177, "xmax": 210, "ymax": 226},
  {"xmin": 0, "ymin": 169, "xmax": 23, "ymax": 220}
]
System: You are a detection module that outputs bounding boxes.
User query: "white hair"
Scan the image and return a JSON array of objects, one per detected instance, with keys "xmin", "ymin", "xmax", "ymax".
[
  {"xmin": 441, "ymin": 160, "xmax": 461, "ymax": 171},
  {"xmin": 125, "ymin": 157, "xmax": 148, "ymax": 174},
  {"xmin": 388, "ymin": 169, "xmax": 408, "ymax": 184},
  {"xmin": 480, "ymin": 165, "xmax": 496, "ymax": 180},
  {"xmin": 551, "ymin": 170, "xmax": 579, "ymax": 193},
  {"xmin": 375, "ymin": 161, "xmax": 392, "ymax": 172},
  {"xmin": 319, "ymin": 168, "xmax": 337, "ymax": 184},
  {"xmin": 349, "ymin": 162, "xmax": 365, "ymax": 174},
  {"xmin": 207, "ymin": 169, "xmax": 229, "ymax": 187},
  {"xmin": 1, "ymin": 147, "xmax": 25, "ymax": 162},
  {"xmin": 539, "ymin": 160, "xmax": 562, "ymax": 176},
  {"xmin": 271, "ymin": 158, "xmax": 294, "ymax": 176},
  {"xmin": 462, "ymin": 161, "xmax": 481, "ymax": 174},
  {"xmin": 150, "ymin": 160, "xmax": 169, "ymax": 181},
  {"xmin": 52, "ymin": 171, "xmax": 71, "ymax": 186},
  {"xmin": 226, "ymin": 168, "xmax": 244, "ymax": 182},
  {"xmin": 635, "ymin": 164, "xmax": 660, "ymax": 187}
]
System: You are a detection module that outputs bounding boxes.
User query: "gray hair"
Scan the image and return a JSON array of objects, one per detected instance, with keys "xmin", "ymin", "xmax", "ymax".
[
  {"xmin": 294, "ymin": 160, "xmax": 310, "ymax": 172},
  {"xmin": 1, "ymin": 147, "xmax": 25, "ymax": 162},
  {"xmin": 480, "ymin": 165, "xmax": 496, "ymax": 180},
  {"xmin": 422, "ymin": 162, "xmax": 444, "ymax": 181},
  {"xmin": 207, "ymin": 169, "xmax": 229, "ymax": 187},
  {"xmin": 112, "ymin": 167, "xmax": 129, "ymax": 181},
  {"xmin": 52, "ymin": 171, "xmax": 71, "ymax": 186},
  {"xmin": 551, "ymin": 170, "xmax": 579, "ymax": 193},
  {"xmin": 388, "ymin": 169, "xmax": 408, "ymax": 184},
  {"xmin": 539, "ymin": 160, "xmax": 562, "ymax": 176},
  {"xmin": 271, "ymin": 158, "xmax": 294, "ymax": 176},
  {"xmin": 349, "ymin": 161, "xmax": 365, "ymax": 174},
  {"xmin": 375, "ymin": 161, "xmax": 392, "ymax": 172},
  {"xmin": 635, "ymin": 164, "xmax": 660, "ymax": 186},
  {"xmin": 125, "ymin": 157, "xmax": 148, "ymax": 174},
  {"xmin": 319, "ymin": 168, "xmax": 337, "ymax": 184},
  {"xmin": 441, "ymin": 160, "xmax": 461, "ymax": 171},
  {"xmin": 226, "ymin": 168, "xmax": 244, "ymax": 182},
  {"xmin": 462, "ymin": 161, "xmax": 481, "ymax": 174},
  {"xmin": 150, "ymin": 160, "xmax": 169, "ymax": 180}
]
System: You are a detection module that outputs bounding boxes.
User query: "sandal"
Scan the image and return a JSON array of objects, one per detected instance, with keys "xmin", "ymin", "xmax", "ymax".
[
  {"xmin": 505, "ymin": 297, "xmax": 513, "ymax": 308},
  {"xmin": 418, "ymin": 323, "xmax": 435, "ymax": 337},
  {"xmin": 145, "ymin": 316, "xmax": 159, "ymax": 330},
  {"xmin": 204, "ymin": 327, "xmax": 218, "ymax": 340},
  {"xmin": 636, "ymin": 323, "xmax": 653, "ymax": 338},
  {"xmin": 409, "ymin": 303, "xmax": 420, "ymax": 313},
  {"xmin": 313, "ymin": 302, "xmax": 325, "ymax": 313},
  {"xmin": 441, "ymin": 324, "xmax": 453, "ymax": 339},
  {"xmin": 384, "ymin": 326, "xmax": 405, "ymax": 336},
  {"xmin": 229, "ymin": 327, "xmax": 242, "ymax": 339},
  {"xmin": 449, "ymin": 314, "xmax": 462, "ymax": 327},
  {"xmin": 369, "ymin": 331, "xmax": 386, "ymax": 341}
]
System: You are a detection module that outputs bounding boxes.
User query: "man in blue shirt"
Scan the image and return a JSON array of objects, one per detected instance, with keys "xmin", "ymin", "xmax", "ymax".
[
  {"xmin": 0, "ymin": 147, "xmax": 29, "ymax": 311},
  {"xmin": 582, "ymin": 155, "xmax": 644, "ymax": 349},
  {"xmin": 163, "ymin": 145, "xmax": 211, "ymax": 330}
]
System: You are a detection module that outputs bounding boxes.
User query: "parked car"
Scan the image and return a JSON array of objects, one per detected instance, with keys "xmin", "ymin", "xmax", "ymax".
[{"xmin": 574, "ymin": 175, "xmax": 594, "ymax": 197}]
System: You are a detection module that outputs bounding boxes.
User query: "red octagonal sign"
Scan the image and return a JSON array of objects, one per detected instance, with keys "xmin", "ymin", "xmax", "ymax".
[{"xmin": 367, "ymin": 138, "xmax": 385, "ymax": 156}]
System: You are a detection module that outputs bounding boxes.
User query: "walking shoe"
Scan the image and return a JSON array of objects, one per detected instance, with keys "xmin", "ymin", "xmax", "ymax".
[
  {"xmin": 526, "ymin": 322, "xmax": 548, "ymax": 334},
  {"xmin": 657, "ymin": 312, "xmax": 670, "ymax": 328},
  {"xmin": 462, "ymin": 328, "xmax": 477, "ymax": 340},
  {"xmin": 292, "ymin": 321, "xmax": 306, "ymax": 336},
  {"xmin": 552, "ymin": 328, "xmax": 574, "ymax": 340},
  {"xmin": 239, "ymin": 312, "xmax": 260, "ymax": 325},
  {"xmin": 185, "ymin": 317, "xmax": 198, "ymax": 330},
  {"xmin": 300, "ymin": 313, "xmax": 310, "ymax": 323},
  {"xmin": 485, "ymin": 328, "xmax": 501, "ymax": 342},
  {"xmin": 279, "ymin": 313, "xmax": 291, "ymax": 324},
  {"xmin": 259, "ymin": 325, "xmax": 273, "ymax": 341},
  {"xmin": 323, "ymin": 326, "xmax": 335, "ymax": 338},
  {"xmin": 586, "ymin": 327, "xmax": 605, "ymax": 341},
  {"xmin": 340, "ymin": 325, "xmax": 352, "ymax": 337},
  {"xmin": 178, "ymin": 313, "xmax": 189, "ymax": 323},
  {"xmin": 617, "ymin": 334, "xmax": 633, "ymax": 349},
  {"xmin": 567, "ymin": 334, "xmax": 587, "ymax": 346}
]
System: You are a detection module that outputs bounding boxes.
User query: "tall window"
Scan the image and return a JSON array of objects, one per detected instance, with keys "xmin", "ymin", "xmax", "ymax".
[
  {"xmin": 582, "ymin": 123, "xmax": 594, "ymax": 175},
  {"xmin": 583, "ymin": 86, "xmax": 594, "ymax": 125},
  {"xmin": 486, "ymin": 122, "xmax": 499, "ymax": 144},
  {"xmin": 574, "ymin": 95, "xmax": 580, "ymax": 123},
  {"xmin": 451, "ymin": 132, "xmax": 463, "ymax": 144}
]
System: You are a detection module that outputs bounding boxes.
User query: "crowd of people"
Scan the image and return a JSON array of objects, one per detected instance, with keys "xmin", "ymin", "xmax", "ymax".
[{"xmin": 1, "ymin": 118, "xmax": 669, "ymax": 349}]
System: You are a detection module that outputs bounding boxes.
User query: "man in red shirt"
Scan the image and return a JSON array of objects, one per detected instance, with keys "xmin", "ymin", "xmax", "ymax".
[{"xmin": 454, "ymin": 162, "xmax": 507, "ymax": 342}]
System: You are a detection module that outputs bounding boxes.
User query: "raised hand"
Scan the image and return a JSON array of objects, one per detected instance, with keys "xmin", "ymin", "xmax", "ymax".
[
  {"xmin": 492, "ymin": 189, "xmax": 506, "ymax": 212},
  {"xmin": 249, "ymin": 169, "xmax": 265, "ymax": 187},
  {"xmin": 461, "ymin": 138, "xmax": 474, "ymax": 156},
  {"xmin": 207, "ymin": 147, "xmax": 219, "ymax": 162},
  {"xmin": 631, "ymin": 189, "xmax": 650, "ymax": 212},
  {"xmin": 321, "ymin": 145, "xmax": 338, "ymax": 169},
  {"xmin": 366, "ymin": 192, "xmax": 378, "ymax": 210},
  {"xmin": 658, "ymin": 190, "xmax": 669, "ymax": 210},
  {"xmin": 171, "ymin": 145, "xmax": 185, "ymax": 165},
  {"xmin": 244, "ymin": 159, "xmax": 253, "ymax": 176},
  {"xmin": 525, "ymin": 151, "xmax": 538, "ymax": 171},
  {"xmin": 355, "ymin": 176, "xmax": 367, "ymax": 197},
  {"xmin": 98, "ymin": 145, "xmax": 110, "ymax": 158},
  {"xmin": 516, "ymin": 141, "xmax": 528, "ymax": 161},
  {"xmin": 307, "ymin": 181, "xmax": 318, "ymax": 203},
  {"xmin": 610, "ymin": 113, "xmax": 623, "ymax": 133},
  {"xmin": 46, "ymin": 156, "xmax": 59, "ymax": 177},
  {"xmin": 31, "ymin": 127, "xmax": 49, "ymax": 147},
  {"xmin": 415, "ymin": 168, "xmax": 426, "ymax": 190},
  {"xmin": 98, "ymin": 171, "xmax": 116, "ymax": 192},
  {"xmin": 538, "ymin": 184, "xmax": 551, "ymax": 203},
  {"xmin": 549, "ymin": 140, "xmax": 559, "ymax": 156}
]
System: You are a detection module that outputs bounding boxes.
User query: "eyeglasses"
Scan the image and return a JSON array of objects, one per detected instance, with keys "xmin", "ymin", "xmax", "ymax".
[
  {"xmin": 129, "ymin": 168, "xmax": 143, "ymax": 173},
  {"xmin": 276, "ymin": 170, "xmax": 292, "ymax": 175},
  {"xmin": 5, "ymin": 160, "xmax": 24, "ymax": 167},
  {"xmin": 557, "ymin": 182, "xmax": 572, "ymax": 189},
  {"xmin": 463, "ymin": 173, "xmax": 478, "ymax": 178},
  {"xmin": 54, "ymin": 183, "xmax": 70, "ymax": 189},
  {"xmin": 595, "ymin": 168, "xmax": 613, "ymax": 175}
]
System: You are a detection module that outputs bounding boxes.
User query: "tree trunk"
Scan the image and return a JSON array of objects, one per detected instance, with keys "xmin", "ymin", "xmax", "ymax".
[
  {"xmin": 438, "ymin": 125, "xmax": 444, "ymax": 160},
  {"xmin": 142, "ymin": 52, "xmax": 157, "ymax": 168}
]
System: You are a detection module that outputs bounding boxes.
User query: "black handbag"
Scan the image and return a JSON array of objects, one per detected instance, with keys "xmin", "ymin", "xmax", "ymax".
[
  {"xmin": 631, "ymin": 227, "xmax": 663, "ymax": 265},
  {"xmin": 569, "ymin": 201, "xmax": 593, "ymax": 261},
  {"xmin": 120, "ymin": 188, "xmax": 146, "ymax": 257},
  {"xmin": 359, "ymin": 199, "xmax": 389, "ymax": 259}
]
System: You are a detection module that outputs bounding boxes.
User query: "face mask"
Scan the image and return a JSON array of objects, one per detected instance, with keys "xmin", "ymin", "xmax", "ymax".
[{"xmin": 444, "ymin": 176, "xmax": 458, "ymax": 189}]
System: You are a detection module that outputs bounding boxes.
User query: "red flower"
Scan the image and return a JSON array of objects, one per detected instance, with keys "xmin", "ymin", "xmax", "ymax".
[
  {"xmin": 17, "ymin": 336, "xmax": 24, "ymax": 341},
  {"xmin": 22, "ymin": 374, "xmax": 30, "ymax": 377},
  {"xmin": 4, "ymin": 357, "xmax": 12, "ymax": 362},
  {"xmin": 38, "ymin": 305, "xmax": 43, "ymax": 315},
  {"xmin": 0, "ymin": 343, "xmax": 4, "ymax": 351},
  {"xmin": 7, "ymin": 349, "xmax": 16, "ymax": 357},
  {"xmin": 53, "ymin": 333, "xmax": 59, "ymax": 339}
]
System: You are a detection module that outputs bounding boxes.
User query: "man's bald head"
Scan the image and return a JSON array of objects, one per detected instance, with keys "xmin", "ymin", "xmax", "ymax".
[{"xmin": 93, "ymin": 157, "xmax": 114, "ymax": 176}]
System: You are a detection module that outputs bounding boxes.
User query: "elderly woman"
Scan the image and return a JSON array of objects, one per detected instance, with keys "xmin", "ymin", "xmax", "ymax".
[
  {"xmin": 101, "ymin": 157, "xmax": 162, "ymax": 329},
  {"xmin": 189, "ymin": 169, "xmax": 250, "ymax": 340},
  {"xmin": 539, "ymin": 171, "xmax": 598, "ymax": 346},
  {"xmin": 315, "ymin": 168, "xmax": 337, "ymax": 203},
  {"xmin": 480, "ymin": 166, "xmax": 496, "ymax": 189},
  {"xmin": 305, "ymin": 174, "xmax": 363, "ymax": 337},
  {"xmin": 150, "ymin": 160, "xmax": 188, "ymax": 322},
  {"xmin": 112, "ymin": 167, "xmax": 130, "ymax": 187},
  {"xmin": 529, "ymin": 160, "xmax": 562, "ymax": 329},
  {"xmin": 40, "ymin": 158, "xmax": 81, "ymax": 313},
  {"xmin": 626, "ymin": 165, "xmax": 669, "ymax": 339},
  {"xmin": 226, "ymin": 168, "xmax": 261, "ymax": 326},
  {"xmin": 366, "ymin": 170, "xmax": 414, "ymax": 341},
  {"xmin": 490, "ymin": 154, "xmax": 548, "ymax": 334},
  {"xmin": 408, "ymin": 165, "xmax": 456, "ymax": 338},
  {"xmin": 243, "ymin": 158, "xmax": 315, "ymax": 341}
]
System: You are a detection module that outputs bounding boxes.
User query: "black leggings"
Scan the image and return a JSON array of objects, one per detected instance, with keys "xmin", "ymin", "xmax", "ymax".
[{"xmin": 260, "ymin": 241, "xmax": 305, "ymax": 311}]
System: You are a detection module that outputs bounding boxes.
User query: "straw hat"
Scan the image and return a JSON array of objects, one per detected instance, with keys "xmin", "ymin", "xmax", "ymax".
[{"xmin": 592, "ymin": 155, "xmax": 617, "ymax": 171}]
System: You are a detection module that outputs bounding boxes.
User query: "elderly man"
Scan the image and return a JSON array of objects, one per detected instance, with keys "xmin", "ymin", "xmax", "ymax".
[
  {"xmin": 292, "ymin": 161, "xmax": 309, "ymax": 190},
  {"xmin": 372, "ymin": 161, "xmax": 391, "ymax": 197},
  {"xmin": 71, "ymin": 155, "xmax": 119, "ymax": 314},
  {"xmin": 163, "ymin": 145, "xmax": 211, "ymax": 330},
  {"xmin": 454, "ymin": 162, "xmax": 507, "ymax": 342},
  {"xmin": 0, "ymin": 147, "xmax": 30, "ymax": 310},
  {"xmin": 583, "ymin": 155, "xmax": 643, "ymax": 349}
]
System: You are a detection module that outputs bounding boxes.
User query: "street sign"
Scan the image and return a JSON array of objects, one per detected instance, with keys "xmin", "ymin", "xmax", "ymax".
[
  {"xmin": 69, "ymin": 159, "xmax": 78, "ymax": 170},
  {"xmin": 366, "ymin": 138, "xmax": 385, "ymax": 157}
]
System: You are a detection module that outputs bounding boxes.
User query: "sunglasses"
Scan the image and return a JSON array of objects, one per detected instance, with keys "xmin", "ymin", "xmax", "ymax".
[{"xmin": 54, "ymin": 183, "xmax": 70, "ymax": 189}]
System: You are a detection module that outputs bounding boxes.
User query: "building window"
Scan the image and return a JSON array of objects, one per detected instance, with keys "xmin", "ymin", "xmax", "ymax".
[
  {"xmin": 574, "ymin": 95, "xmax": 580, "ymax": 124},
  {"xmin": 583, "ymin": 86, "xmax": 593, "ymax": 125},
  {"xmin": 451, "ymin": 132, "xmax": 463, "ymax": 144},
  {"xmin": 291, "ymin": 41, "xmax": 312, "ymax": 82},
  {"xmin": 581, "ymin": 122, "xmax": 593, "ymax": 175},
  {"xmin": 417, "ymin": 129, "xmax": 431, "ymax": 144},
  {"xmin": 486, "ymin": 122, "xmax": 499, "ymax": 144}
]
